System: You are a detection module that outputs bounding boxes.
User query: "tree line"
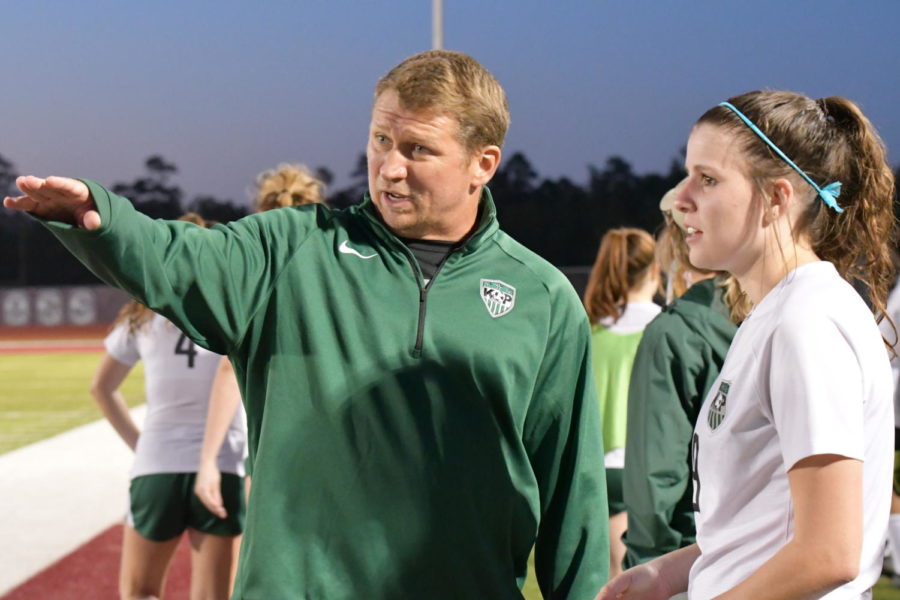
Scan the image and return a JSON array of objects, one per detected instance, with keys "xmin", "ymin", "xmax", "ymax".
[{"xmin": 0, "ymin": 151, "xmax": 897, "ymax": 286}]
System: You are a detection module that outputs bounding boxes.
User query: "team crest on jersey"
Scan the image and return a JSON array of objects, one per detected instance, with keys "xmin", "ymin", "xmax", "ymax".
[
  {"xmin": 480, "ymin": 279, "xmax": 516, "ymax": 318},
  {"xmin": 707, "ymin": 380, "xmax": 730, "ymax": 430}
]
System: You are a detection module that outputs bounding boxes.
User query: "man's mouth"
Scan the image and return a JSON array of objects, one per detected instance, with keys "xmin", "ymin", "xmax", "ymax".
[{"xmin": 383, "ymin": 191, "xmax": 410, "ymax": 202}]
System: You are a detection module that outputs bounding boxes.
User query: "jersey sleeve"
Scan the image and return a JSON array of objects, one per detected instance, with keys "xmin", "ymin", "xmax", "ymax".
[
  {"xmin": 767, "ymin": 313, "xmax": 865, "ymax": 470},
  {"xmin": 623, "ymin": 321, "xmax": 699, "ymax": 566},
  {"xmin": 103, "ymin": 321, "xmax": 140, "ymax": 366},
  {"xmin": 39, "ymin": 180, "xmax": 318, "ymax": 354},
  {"xmin": 523, "ymin": 282, "xmax": 608, "ymax": 598}
]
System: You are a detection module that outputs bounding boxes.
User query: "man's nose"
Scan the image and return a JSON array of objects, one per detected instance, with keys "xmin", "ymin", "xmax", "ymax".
[{"xmin": 380, "ymin": 149, "xmax": 407, "ymax": 181}]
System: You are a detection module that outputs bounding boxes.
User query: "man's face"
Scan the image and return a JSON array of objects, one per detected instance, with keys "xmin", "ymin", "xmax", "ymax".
[{"xmin": 367, "ymin": 89, "xmax": 494, "ymax": 241}]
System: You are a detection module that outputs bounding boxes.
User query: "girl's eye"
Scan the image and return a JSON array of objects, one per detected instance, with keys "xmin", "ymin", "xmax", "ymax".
[{"xmin": 701, "ymin": 174, "xmax": 716, "ymax": 186}]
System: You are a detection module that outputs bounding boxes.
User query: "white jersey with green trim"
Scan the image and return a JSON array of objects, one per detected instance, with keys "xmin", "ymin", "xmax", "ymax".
[
  {"xmin": 105, "ymin": 314, "xmax": 247, "ymax": 478},
  {"xmin": 689, "ymin": 261, "xmax": 892, "ymax": 599}
]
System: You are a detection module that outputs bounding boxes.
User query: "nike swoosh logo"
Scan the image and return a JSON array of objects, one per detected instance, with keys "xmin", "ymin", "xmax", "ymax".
[{"xmin": 339, "ymin": 240, "xmax": 377, "ymax": 260}]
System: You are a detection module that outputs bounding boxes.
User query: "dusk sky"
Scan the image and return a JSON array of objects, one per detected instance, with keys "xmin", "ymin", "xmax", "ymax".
[{"xmin": 3, "ymin": 1, "xmax": 899, "ymax": 206}]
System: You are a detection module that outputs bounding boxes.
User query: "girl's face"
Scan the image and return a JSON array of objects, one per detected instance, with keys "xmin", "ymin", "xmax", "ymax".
[{"xmin": 674, "ymin": 124, "xmax": 767, "ymax": 280}]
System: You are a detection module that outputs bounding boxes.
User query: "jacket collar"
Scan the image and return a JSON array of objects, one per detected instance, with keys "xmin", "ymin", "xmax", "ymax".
[{"xmin": 353, "ymin": 186, "xmax": 499, "ymax": 253}]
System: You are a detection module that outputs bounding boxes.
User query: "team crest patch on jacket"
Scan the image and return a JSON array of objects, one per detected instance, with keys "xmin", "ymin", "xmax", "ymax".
[
  {"xmin": 480, "ymin": 279, "xmax": 516, "ymax": 318},
  {"xmin": 707, "ymin": 380, "xmax": 730, "ymax": 430}
]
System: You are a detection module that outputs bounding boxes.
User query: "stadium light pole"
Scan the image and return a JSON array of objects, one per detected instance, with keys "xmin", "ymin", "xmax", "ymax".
[{"xmin": 432, "ymin": 0, "xmax": 443, "ymax": 50}]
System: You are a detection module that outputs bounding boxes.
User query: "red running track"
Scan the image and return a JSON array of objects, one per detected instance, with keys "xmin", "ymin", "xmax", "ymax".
[{"xmin": 1, "ymin": 525, "xmax": 192, "ymax": 599}]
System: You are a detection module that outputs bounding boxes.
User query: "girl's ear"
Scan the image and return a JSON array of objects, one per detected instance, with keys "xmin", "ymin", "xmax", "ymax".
[{"xmin": 763, "ymin": 178, "xmax": 795, "ymax": 226}]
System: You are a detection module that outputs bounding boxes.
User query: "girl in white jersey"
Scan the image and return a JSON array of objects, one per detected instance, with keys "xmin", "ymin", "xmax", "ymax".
[
  {"xmin": 92, "ymin": 213, "xmax": 248, "ymax": 599},
  {"xmin": 598, "ymin": 91, "xmax": 896, "ymax": 600},
  {"xmin": 583, "ymin": 227, "xmax": 661, "ymax": 577}
]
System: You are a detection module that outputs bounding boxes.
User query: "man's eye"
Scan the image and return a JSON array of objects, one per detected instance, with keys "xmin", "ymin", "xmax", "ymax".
[
  {"xmin": 374, "ymin": 134, "xmax": 388, "ymax": 145},
  {"xmin": 413, "ymin": 144, "xmax": 428, "ymax": 154}
]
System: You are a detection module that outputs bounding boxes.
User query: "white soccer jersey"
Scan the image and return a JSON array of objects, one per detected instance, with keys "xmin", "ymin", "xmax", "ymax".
[
  {"xmin": 689, "ymin": 262, "xmax": 892, "ymax": 599},
  {"xmin": 105, "ymin": 313, "xmax": 247, "ymax": 478}
]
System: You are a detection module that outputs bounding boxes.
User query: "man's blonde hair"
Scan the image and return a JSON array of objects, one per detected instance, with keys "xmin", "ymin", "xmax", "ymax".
[{"xmin": 374, "ymin": 50, "xmax": 510, "ymax": 153}]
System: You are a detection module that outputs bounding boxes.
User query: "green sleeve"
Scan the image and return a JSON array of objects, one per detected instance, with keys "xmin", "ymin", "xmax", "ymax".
[
  {"xmin": 40, "ymin": 179, "xmax": 316, "ymax": 354},
  {"xmin": 525, "ymin": 287, "xmax": 608, "ymax": 599},
  {"xmin": 622, "ymin": 323, "xmax": 699, "ymax": 567}
]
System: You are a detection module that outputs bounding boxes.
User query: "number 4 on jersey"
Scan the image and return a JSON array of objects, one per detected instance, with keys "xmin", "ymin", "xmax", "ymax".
[{"xmin": 174, "ymin": 332, "xmax": 198, "ymax": 368}]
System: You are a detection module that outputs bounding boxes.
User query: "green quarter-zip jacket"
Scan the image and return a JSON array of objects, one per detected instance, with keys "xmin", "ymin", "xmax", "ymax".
[{"xmin": 44, "ymin": 181, "xmax": 609, "ymax": 599}]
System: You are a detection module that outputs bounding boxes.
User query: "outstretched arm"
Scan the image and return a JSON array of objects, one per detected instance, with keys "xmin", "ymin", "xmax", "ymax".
[
  {"xmin": 6, "ymin": 175, "xmax": 318, "ymax": 356},
  {"xmin": 195, "ymin": 356, "xmax": 243, "ymax": 518},
  {"xmin": 5, "ymin": 176, "xmax": 101, "ymax": 230},
  {"xmin": 90, "ymin": 353, "xmax": 140, "ymax": 451}
]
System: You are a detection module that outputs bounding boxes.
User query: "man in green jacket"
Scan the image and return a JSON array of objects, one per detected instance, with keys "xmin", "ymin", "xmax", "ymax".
[{"xmin": 5, "ymin": 50, "xmax": 608, "ymax": 598}]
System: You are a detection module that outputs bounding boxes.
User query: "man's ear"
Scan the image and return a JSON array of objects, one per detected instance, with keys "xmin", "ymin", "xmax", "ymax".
[{"xmin": 470, "ymin": 146, "xmax": 501, "ymax": 188}]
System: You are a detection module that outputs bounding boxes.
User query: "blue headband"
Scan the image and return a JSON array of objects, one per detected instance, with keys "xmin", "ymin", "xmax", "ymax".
[{"xmin": 719, "ymin": 101, "xmax": 843, "ymax": 213}]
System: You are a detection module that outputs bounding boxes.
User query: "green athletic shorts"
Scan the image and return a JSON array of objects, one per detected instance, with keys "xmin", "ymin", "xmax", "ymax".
[
  {"xmin": 128, "ymin": 472, "xmax": 245, "ymax": 541},
  {"xmin": 606, "ymin": 467, "xmax": 625, "ymax": 515}
]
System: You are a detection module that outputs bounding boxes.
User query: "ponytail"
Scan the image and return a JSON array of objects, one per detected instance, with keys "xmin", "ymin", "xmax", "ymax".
[
  {"xmin": 811, "ymin": 97, "xmax": 896, "ymax": 327},
  {"xmin": 584, "ymin": 227, "xmax": 656, "ymax": 323}
]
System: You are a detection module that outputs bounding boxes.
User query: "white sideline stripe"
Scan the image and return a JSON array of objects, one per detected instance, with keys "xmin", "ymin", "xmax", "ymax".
[{"xmin": 0, "ymin": 405, "xmax": 146, "ymax": 595}]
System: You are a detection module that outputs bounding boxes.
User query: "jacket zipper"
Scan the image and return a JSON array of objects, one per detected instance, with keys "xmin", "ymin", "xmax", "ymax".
[{"xmin": 405, "ymin": 248, "xmax": 458, "ymax": 358}]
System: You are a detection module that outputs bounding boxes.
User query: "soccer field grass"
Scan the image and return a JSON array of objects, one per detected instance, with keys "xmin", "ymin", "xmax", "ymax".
[
  {"xmin": 0, "ymin": 350, "xmax": 145, "ymax": 454},
  {"xmin": 4, "ymin": 350, "xmax": 899, "ymax": 599}
]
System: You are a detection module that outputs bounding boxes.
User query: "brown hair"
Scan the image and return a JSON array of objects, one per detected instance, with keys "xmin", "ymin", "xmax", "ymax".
[
  {"xmin": 112, "ymin": 213, "xmax": 208, "ymax": 335},
  {"xmin": 696, "ymin": 91, "xmax": 896, "ymax": 326},
  {"xmin": 255, "ymin": 164, "xmax": 325, "ymax": 212},
  {"xmin": 583, "ymin": 227, "xmax": 656, "ymax": 323},
  {"xmin": 374, "ymin": 50, "xmax": 510, "ymax": 153},
  {"xmin": 657, "ymin": 217, "xmax": 750, "ymax": 324}
]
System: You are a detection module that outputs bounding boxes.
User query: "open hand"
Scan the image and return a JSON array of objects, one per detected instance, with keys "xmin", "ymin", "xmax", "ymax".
[{"xmin": 4, "ymin": 176, "xmax": 101, "ymax": 230}]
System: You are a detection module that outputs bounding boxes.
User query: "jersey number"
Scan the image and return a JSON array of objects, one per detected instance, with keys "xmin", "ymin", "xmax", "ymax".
[
  {"xmin": 691, "ymin": 433, "xmax": 701, "ymax": 512},
  {"xmin": 174, "ymin": 333, "xmax": 197, "ymax": 368}
]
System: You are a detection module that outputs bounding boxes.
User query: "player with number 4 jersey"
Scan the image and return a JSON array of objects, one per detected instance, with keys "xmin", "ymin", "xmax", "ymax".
[{"xmin": 90, "ymin": 213, "xmax": 247, "ymax": 600}]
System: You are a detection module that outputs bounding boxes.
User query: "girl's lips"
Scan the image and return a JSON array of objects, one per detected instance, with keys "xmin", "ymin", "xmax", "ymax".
[{"xmin": 685, "ymin": 226, "xmax": 702, "ymax": 243}]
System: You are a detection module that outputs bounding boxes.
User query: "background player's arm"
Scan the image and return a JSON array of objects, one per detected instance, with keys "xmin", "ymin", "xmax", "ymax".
[
  {"xmin": 195, "ymin": 356, "xmax": 242, "ymax": 518},
  {"xmin": 623, "ymin": 329, "xmax": 697, "ymax": 565},
  {"xmin": 90, "ymin": 354, "xmax": 140, "ymax": 451},
  {"xmin": 713, "ymin": 455, "xmax": 862, "ymax": 599}
]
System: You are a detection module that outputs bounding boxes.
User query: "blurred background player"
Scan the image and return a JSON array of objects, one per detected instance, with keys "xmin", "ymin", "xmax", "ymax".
[
  {"xmin": 91, "ymin": 213, "xmax": 247, "ymax": 599},
  {"xmin": 193, "ymin": 164, "xmax": 325, "ymax": 518},
  {"xmin": 583, "ymin": 227, "xmax": 660, "ymax": 578}
]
